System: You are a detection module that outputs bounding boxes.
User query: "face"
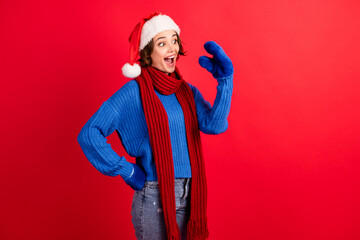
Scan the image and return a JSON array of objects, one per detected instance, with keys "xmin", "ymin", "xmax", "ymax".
[{"xmin": 150, "ymin": 30, "xmax": 179, "ymax": 74}]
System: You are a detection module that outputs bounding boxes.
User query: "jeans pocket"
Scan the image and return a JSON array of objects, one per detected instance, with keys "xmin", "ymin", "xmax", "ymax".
[{"xmin": 181, "ymin": 179, "xmax": 191, "ymax": 201}]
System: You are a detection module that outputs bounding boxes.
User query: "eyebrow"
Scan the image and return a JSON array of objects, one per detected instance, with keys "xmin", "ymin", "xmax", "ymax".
[{"xmin": 155, "ymin": 34, "xmax": 177, "ymax": 43}]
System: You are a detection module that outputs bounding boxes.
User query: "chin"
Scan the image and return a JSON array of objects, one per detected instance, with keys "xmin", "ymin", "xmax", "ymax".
[
  {"xmin": 157, "ymin": 66, "xmax": 176, "ymax": 74},
  {"xmin": 152, "ymin": 61, "xmax": 177, "ymax": 74},
  {"xmin": 166, "ymin": 68, "xmax": 176, "ymax": 73},
  {"xmin": 164, "ymin": 64, "xmax": 176, "ymax": 73}
]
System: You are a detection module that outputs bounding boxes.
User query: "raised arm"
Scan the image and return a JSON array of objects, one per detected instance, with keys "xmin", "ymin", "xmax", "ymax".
[
  {"xmin": 189, "ymin": 75, "xmax": 233, "ymax": 134},
  {"xmin": 193, "ymin": 41, "xmax": 234, "ymax": 134}
]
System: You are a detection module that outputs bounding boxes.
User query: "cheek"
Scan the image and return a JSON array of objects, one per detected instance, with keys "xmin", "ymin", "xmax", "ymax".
[{"xmin": 151, "ymin": 51, "xmax": 163, "ymax": 66}]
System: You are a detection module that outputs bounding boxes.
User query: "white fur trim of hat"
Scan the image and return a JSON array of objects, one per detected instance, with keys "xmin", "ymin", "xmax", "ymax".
[{"xmin": 139, "ymin": 15, "xmax": 181, "ymax": 51}]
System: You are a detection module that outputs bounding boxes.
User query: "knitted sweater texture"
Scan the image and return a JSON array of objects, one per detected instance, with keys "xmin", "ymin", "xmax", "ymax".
[{"xmin": 77, "ymin": 75, "xmax": 233, "ymax": 185}]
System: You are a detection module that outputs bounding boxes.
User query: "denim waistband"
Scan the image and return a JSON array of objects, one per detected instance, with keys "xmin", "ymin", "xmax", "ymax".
[{"xmin": 144, "ymin": 178, "xmax": 191, "ymax": 189}]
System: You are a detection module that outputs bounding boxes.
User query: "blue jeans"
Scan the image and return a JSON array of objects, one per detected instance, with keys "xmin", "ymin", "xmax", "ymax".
[{"xmin": 131, "ymin": 178, "xmax": 191, "ymax": 240}]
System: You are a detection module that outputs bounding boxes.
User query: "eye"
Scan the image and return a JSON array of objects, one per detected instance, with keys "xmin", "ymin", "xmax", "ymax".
[
  {"xmin": 172, "ymin": 39, "xmax": 178, "ymax": 44},
  {"xmin": 158, "ymin": 42, "xmax": 164, "ymax": 47}
]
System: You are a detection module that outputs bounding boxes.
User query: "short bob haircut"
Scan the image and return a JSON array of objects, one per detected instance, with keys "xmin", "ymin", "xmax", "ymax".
[{"xmin": 139, "ymin": 32, "xmax": 186, "ymax": 67}]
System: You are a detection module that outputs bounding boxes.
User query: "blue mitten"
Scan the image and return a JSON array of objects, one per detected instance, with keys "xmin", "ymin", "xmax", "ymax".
[
  {"xmin": 199, "ymin": 41, "xmax": 234, "ymax": 79},
  {"xmin": 125, "ymin": 163, "xmax": 146, "ymax": 191}
]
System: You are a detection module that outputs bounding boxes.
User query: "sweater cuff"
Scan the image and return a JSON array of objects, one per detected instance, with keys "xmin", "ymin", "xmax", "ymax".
[
  {"xmin": 215, "ymin": 73, "xmax": 233, "ymax": 84},
  {"xmin": 215, "ymin": 74, "xmax": 233, "ymax": 94}
]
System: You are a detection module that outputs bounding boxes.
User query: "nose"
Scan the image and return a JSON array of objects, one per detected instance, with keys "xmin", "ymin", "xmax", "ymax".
[{"xmin": 167, "ymin": 42, "xmax": 175, "ymax": 52}]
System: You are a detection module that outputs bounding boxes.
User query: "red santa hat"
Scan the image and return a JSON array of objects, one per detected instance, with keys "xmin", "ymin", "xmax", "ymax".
[{"xmin": 122, "ymin": 12, "xmax": 181, "ymax": 78}]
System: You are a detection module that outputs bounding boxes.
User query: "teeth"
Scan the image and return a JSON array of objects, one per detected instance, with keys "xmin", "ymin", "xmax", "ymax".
[{"xmin": 164, "ymin": 55, "xmax": 176, "ymax": 65}]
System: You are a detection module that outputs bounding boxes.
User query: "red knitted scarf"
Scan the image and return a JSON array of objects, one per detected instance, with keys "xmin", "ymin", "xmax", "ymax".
[{"xmin": 136, "ymin": 66, "xmax": 209, "ymax": 240}]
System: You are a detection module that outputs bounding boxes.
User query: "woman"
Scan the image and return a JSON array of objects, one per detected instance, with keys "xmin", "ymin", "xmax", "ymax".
[{"xmin": 77, "ymin": 12, "xmax": 233, "ymax": 240}]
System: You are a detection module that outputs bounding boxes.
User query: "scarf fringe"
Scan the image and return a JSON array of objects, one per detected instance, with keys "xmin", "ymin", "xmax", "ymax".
[
  {"xmin": 186, "ymin": 217, "xmax": 209, "ymax": 240},
  {"xmin": 167, "ymin": 231, "xmax": 180, "ymax": 240}
]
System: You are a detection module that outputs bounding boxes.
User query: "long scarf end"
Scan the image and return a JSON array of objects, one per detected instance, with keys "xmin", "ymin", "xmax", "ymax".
[{"xmin": 186, "ymin": 218, "xmax": 209, "ymax": 240}]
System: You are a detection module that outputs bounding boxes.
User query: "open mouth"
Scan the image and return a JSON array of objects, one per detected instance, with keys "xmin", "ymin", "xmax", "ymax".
[{"xmin": 164, "ymin": 55, "xmax": 175, "ymax": 66}]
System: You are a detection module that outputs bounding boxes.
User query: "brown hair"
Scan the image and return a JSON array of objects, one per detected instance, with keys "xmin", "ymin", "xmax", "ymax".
[{"xmin": 139, "ymin": 32, "xmax": 186, "ymax": 67}]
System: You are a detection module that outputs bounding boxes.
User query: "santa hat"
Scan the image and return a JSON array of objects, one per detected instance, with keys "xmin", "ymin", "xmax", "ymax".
[{"xmin": 122, "ymin": 12, "xmax": 181, "ymax": 78}]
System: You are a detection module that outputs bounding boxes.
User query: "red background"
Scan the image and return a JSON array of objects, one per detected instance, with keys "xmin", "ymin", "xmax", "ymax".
[{"xmin": 1, "ymin": 0, "xmax": 360, "ymax": 239}]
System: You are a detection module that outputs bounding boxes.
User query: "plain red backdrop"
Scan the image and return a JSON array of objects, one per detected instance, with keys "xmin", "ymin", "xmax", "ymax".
[{"xmin": 1, "ymin": 0, "xmax": 359, "ymax": 239}]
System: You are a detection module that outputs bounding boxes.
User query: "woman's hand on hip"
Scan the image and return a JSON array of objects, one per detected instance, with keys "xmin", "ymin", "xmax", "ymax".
[{"xmin": 125, "ymin": 163, "xmax": 146, "ymax": 191}]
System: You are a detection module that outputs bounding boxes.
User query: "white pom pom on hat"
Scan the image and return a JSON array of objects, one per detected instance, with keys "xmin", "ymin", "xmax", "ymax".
[
  {"xmin": 122, "ymin": 63, "xmax": 141, "ymax": 79},
  {"xmin": 122, "ymin": 12, "xmax": 181, "ymax": 78}
]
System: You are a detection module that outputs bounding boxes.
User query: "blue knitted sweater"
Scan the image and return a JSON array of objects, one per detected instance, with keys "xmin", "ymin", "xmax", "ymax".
[{"xmin": 77, "ymin": 74, "xmax": 233, "ymax": 185}]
